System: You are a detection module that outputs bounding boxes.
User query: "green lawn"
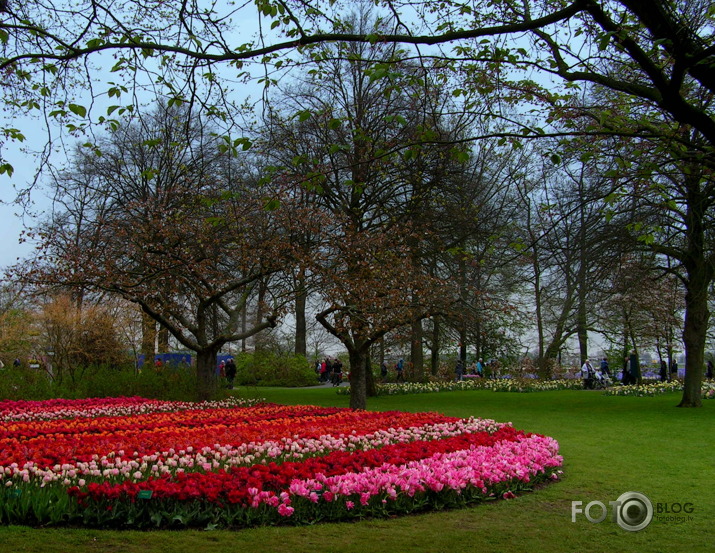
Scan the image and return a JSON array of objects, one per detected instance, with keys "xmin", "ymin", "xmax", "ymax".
[{"xmin": 1, "ymin": 387, "xmax": 712, "ymax": 553}]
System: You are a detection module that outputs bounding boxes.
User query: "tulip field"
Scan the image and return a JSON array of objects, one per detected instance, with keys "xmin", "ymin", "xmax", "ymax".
[{"xmin": 0, "ymin": 396, "xmax": 562, "ymax": 529}]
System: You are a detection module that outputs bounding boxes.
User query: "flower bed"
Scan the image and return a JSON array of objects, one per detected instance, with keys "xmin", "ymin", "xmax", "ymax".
[
  {"xmin": 339, "ymin": 378, "xmax": 715, "ymax": 399},
  {"xmin": 337, "ymin": 378, "xmax": 584, "ymax": 396},
  {"xmin": 604, "ymin": 381, "xmax": 715, "ymax": 398},
  {"xmin": 0, "ymin": 396, "xmax": 563, "ymax": 529}
]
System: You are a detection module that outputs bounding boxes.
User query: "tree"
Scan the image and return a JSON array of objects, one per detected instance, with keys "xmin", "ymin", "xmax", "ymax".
[
  {"xmin": 600, "ymin": 255, "xmax": 685, "ymax": 373},
  {"xmin": 16, "ymin": 105, "xmax": 305, "ymax": 400},
  {"xmin": 259, "ymin": 11, "xmax": 469, "ymax": 408},
  {"xmin": 36, "ymin": 294, "xmax": 129, "ymax": 384},
  {"xmin": 0, "ymin": 282, "xmax": 34, "ymax": 364},
  {"xmin": 595, "ymin": 126, "xmax": 715, "ymax": 406}
]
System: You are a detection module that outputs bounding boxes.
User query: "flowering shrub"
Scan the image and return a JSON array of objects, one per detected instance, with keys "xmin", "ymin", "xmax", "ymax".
[{"xmin": 0, "ymin": 396, "xmax": 562, "ymax": 528}]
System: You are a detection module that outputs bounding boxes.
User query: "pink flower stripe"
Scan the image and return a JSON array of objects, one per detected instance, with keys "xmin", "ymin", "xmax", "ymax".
[
  {"xmin": 69, "ymin": 427, "xmax": 535, "ymax": 504},
  {"xmin": 280, "ymin": 434, "xmax": 562, "ymax": 514}
]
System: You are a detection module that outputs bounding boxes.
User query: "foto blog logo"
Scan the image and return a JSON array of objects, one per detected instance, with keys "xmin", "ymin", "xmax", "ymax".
[{"xmin": 571, "ymin": 491, "xmax": 653, "ymax": 532}]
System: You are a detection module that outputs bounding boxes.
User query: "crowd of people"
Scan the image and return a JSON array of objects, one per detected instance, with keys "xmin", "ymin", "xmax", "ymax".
[
  {"xmin": 454, "ymin": 358, "xmax": 492, "ymax": 381},
  {"xmin": 215, "ymin": 352, "xmax": 714, "ymax": 390},
  {"xmin": 578, "ymin": 352, "xmax": 715, "ymax": 389},
  {"xmin": 316, "ymin": 357, "xmax": 344, "ymax": 386}
]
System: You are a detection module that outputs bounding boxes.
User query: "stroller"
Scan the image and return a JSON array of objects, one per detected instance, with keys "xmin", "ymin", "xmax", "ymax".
[
  {"xmin": 591, "ymin": 369, "xmax": 611, "ymax": 389},
  {"xmin": 583, "ymin": 365, "xmax": 611, "ymax": 389}
]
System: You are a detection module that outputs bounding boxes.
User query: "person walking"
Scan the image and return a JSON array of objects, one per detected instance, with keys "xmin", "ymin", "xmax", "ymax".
[
  {"xmin": 622, "ymin": 356, "xmax": 632, "ymax": 385},
  {"xmin": 629, "ymin": 350, "xmax": 642, "ymax": 385},
  {"xmin": 395, "ymin": 359, "xmax": 405, "ymax": 382},
  {"xmin": 581, "ymin": 359, "xmax": 594, "ymax": 389},
  {"xmin": 331, "ymin": 358, "xmax": 343, "ymax": 386},
  {"xmin": 225, "ymin": 358, "xmax": 237, "ymax": 389},
  {"xmin": 670, "ymin": 358, "xmax": 679, "ymax": 380},
  {"xmin": 659, "ymin": 359, "xmax": 668, "ymax": 382}
]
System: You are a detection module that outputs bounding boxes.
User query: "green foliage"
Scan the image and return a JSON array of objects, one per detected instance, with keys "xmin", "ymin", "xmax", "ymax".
[
  {"xmin": 232, "ymin": 352, "xmax": 316, "ymax": 387},
  {"xmin": 0, "ymin": 364, "xmax": 199, "ymax": 402}
]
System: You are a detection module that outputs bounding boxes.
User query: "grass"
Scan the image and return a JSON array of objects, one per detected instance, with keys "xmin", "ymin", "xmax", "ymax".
[{"xmin": 1, "ymin": 387, "xmax": 712, "ymax": 553}]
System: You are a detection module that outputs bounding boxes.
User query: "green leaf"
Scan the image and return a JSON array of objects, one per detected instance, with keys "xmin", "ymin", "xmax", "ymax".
[
  {"xmin": 264, "ymin": 198, "xmax": 281, "ymax": 211},
  {"xmin": 0, "ymin": 163, "xmax": 15, "ymax": 177},
  {"xmin": 291, "ymin": 154, "xmax": 307, "ymax": 166},
  {"xmin": 68, "ymin": 104, "xmax": 87, "ymax": 117},
  {"xmin": 368, "ymin": 67, "xmax": 387, "ymax": 81},
  {"xmin": 597, "ymin": 32, "xmax": 613, "ymax": 52},
  {"xmin": 234, "ymin": 137, "xmax": 252, "ymax": 151},
  {"xmin": 509, "ymin": 240, "xmax": 527, "ymax": 253},
  {"xmin": 453, "ymin": 149, "xmax": 470, "ymax": 164},
  {"xmin": 86, "ymin": 38, "xmax": 105, "ymax": 49}
]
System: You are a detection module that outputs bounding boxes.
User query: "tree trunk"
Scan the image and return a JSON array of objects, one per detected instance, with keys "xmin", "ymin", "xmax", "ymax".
[
  {"xmin": 459, "ymin": 326, "xmax": 467, "ymax": 363},
  {"xmin": 474, "ymin": 314, "xmax": 482, "ymax": 362},
  {"xmin": 294, "ymin": 270, "xmax": 307, "ymax": 357},
  {"xmin": 680, "ymin": 314, "xmax": 706, "ymax": 405},
  {"xmin": 158, "ymin": 325, "xmax": 170, "ymax": 353},
  {"xmin": 678, "ymin": 262, "xmax": 711, "ymax": 406},
  {"xmin": 410, "ymin": 317, "xmax": 424, "ymax": 381},
  {"xmin": 576, "ymin": 299, "xmax": 588, "ymax": 364},
  {"xmin": 195, "ymin": 347, "xmax": 220, "ymax": 402},
  {"xmin": 365, "ymin": 351, "xmax": 377, "ymax": 397},
  {"xmin": 543, "ymin": 295, "xmax": 575, "ymax": 361},
  {"xmin": 241, "ymin": 301, "xmax": 247, "ymax": 352},
  {"xmin": 533, "ymin": 257, "xmax": 545, "ymax": 361},
  {"xmin": 622, "ymin": 311, "xmax": 630, "ymax": 364},
  {"xmin": 431, "ymin": 316, "xmax": 440, "ymax": 376},
  {"xmin": 458, "ymin": 255, "xmax": 468, "ymax": 363},
  {"xmin": 254, "ymin": 280, "xmax": 268, "ymax": 352},
  {"xmin": 676, "ymin": 169, "xmax": 714, "ymax": 407},
  {"xmin": 576, "ymin": 172, "xmax": 589, "ymax": 363},
  {"xmin": 348, "ymin": 348, "xmax": 368, "ymax": 409},
  {"xmin": 141, "ymin": 311, "xmax": 156, "ymax": 366}
]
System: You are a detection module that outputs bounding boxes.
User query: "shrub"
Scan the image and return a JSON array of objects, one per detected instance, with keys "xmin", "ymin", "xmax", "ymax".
[
  {"xmin": 233, "ymin": 352, "xmax": 316, "ymax": 387},
  {"xmin": 0, "ymin": 363, "xmax": 200, "ymax": 402}
]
